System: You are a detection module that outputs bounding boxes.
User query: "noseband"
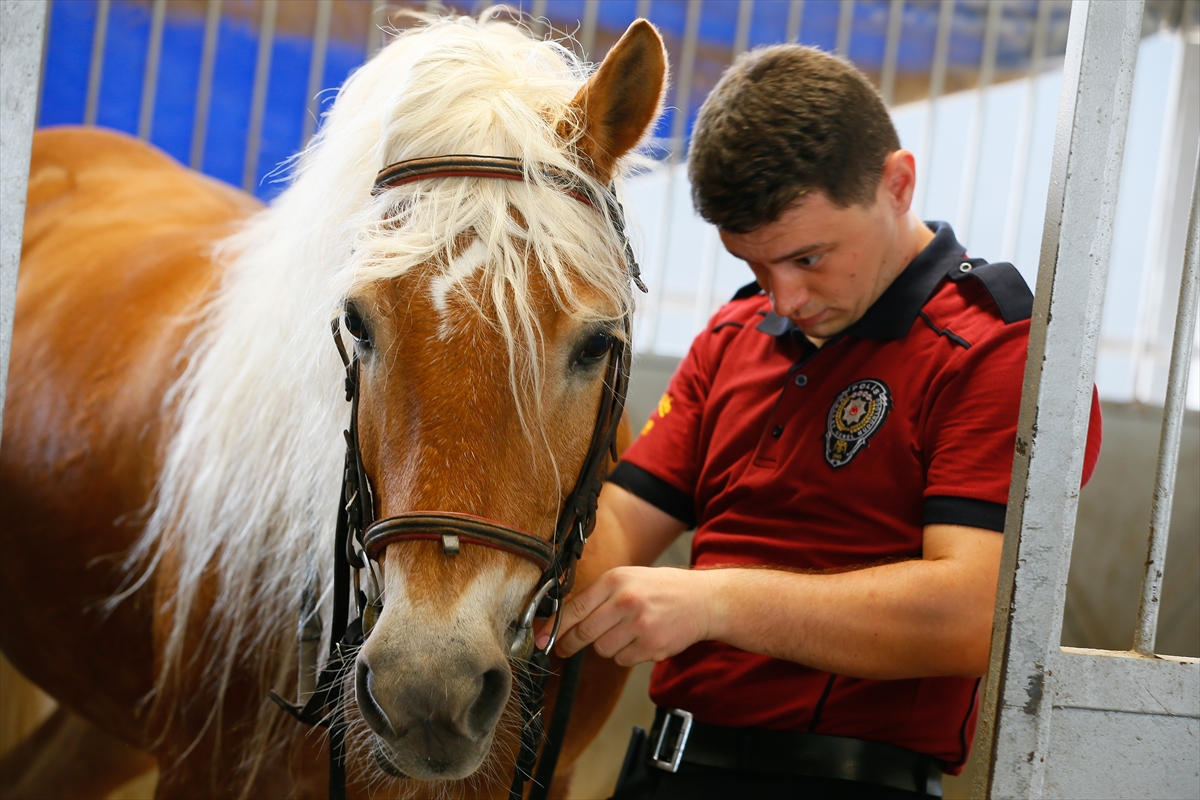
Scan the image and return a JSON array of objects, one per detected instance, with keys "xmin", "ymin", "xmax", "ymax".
[{"xmin": 270, "ymin": 155, "xmax": 643, "ymax": 800}]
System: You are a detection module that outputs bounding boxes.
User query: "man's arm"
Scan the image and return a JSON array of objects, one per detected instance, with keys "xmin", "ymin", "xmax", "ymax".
[
  {"xmin": 551, "ymin": 521, "xmax": 1002, "ymax": 680},
  {"xmin": 571, "ymin": 481, "xmax": 689, "ymax": 590}
]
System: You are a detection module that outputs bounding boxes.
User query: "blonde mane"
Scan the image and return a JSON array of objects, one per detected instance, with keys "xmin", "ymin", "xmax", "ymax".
[{"xmin": 128, "ymin": 11, "xmax": 643, "ymax": 784}]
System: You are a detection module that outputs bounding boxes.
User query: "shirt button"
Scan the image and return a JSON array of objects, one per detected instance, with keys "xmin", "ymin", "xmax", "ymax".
[
  {"xmin": 771, "ymin": 425, "xmax": 784, "ymax": 438},
  {"xmin": 794, "ymin": 374, "xmax": 808, "ymax": 387}
]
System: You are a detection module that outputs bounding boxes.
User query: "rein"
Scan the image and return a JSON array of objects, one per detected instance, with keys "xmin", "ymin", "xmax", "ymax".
[{"xmin": 270, "ymin": 155, "xmax": 642, "ymax": 800}]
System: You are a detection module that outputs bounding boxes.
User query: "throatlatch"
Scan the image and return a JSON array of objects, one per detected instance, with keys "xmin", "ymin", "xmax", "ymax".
[{"xmin": 270, "ymin": 155, "xmax": 643, "ymax": 800}]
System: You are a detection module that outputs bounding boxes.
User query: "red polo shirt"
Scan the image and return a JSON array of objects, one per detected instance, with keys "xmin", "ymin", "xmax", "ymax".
[{"xmin": 608, "ymin": 222, "xmax": 1102, "ymax": 771}]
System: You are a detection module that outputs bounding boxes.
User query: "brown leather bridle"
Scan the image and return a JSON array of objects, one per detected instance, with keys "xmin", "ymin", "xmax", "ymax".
[{"xmin": 271, "ymin": 155, "xmax": 643, "ymax": 800}]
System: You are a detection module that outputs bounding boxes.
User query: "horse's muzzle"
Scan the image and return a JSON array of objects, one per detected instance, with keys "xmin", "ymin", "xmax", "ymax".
[{"xmin": 355, "ymin": 649, "xmax": 511, "ymax": 779}]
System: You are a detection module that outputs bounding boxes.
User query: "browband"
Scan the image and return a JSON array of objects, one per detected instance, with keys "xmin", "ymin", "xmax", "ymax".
[
  {"xmin": 372, "ymin": 154, "xmax": 648, "ymax": 293},
  {"xmin": 364, "ymin": 511, "xmax": 556, "ymax": 570},
  {"xmin": 373, "ymin": 154, "xmax": 596, "ymax": 207}
]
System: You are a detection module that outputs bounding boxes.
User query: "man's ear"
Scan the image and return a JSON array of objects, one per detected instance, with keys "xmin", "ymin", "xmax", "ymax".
[
  {"xmin": 560, "ymin": 19, "xmax": 668, "ymax": 182},
  {"xmin": 881, "ymin": 150, "xmax": 918, "ymax": 214}
]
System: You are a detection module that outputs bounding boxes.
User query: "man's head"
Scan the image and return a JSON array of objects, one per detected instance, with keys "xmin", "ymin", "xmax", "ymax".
[{"xmin": 690, "ymin": 45, "xmax": 929, "ymax": 343}]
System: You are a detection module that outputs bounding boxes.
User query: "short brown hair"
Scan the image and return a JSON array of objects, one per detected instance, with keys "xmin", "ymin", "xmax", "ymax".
[{"xmin": 688, "ymin": 45, "xmax": 900, "ymax": 233}]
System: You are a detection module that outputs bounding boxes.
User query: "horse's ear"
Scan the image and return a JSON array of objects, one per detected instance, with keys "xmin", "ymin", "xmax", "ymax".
[{"xmin": 562, "ymin": 19, "xmax": 667, "ymax": 181}]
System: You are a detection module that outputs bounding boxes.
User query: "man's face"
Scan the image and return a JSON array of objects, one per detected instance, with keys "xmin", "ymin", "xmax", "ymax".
[{"xmin": 719, "ymin": 186, "xmax": 907, "ymax": 344}]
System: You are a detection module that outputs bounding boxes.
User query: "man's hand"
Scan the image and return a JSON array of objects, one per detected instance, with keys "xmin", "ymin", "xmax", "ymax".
[{"xmin": 541, "ymin": 566, "xmax": 715, "ymax": 666}]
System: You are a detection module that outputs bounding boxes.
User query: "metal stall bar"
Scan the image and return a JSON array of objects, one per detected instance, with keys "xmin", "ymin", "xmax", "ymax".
[
  {"xmin": 367, "ymin": 0, "xmax": 386, "ymax": 58},
  {"xmin": 954, "ymin": 0, "xmax": 1001, "ymax": 243},
  {"xmin": 190, "ymin": 0, "xmax": 221, "ymax": 170},
  {"xmin": 693, "ymin": 0, "xmax": 754, "ymax": 334},
  {"xmin": 581, "ymin": 0, "xmax": 599, "ymax": 57},
  {"xmin": 34, "ymin": 0, "xmax": 51, "ymax": 126},
  {"xmin": 530, "ymin": 0, "xmax": 548, "ymax": 39},
  {"xmin": 733, "ymin": 0, "xmax": 753, "ymax": 57},
  {"xmin": 880, "ymin": 0, "xmax": 904, "ymax": 106},
  {"xmin": 913, "ymin": 0, "xmax": 954, "ymax": 219},
  {"xmin": 301, "ymin": 0, "xmax": 332, "ymax": 146},
  {"xmin": 84, "ymin": 0, "xmax": 111, "ymax": 126},
  {"xmin": 138, "ymin": 0, "xmax": 167, "ymax": 141},
  {"xmin": 974, "ymin": 2, "xmax": 1145, "ymax": 797},
  {"xmin": 1133, "ymin": 145, "xmax": 1199, "ymax": 655},
  {"xmin": 787, "ymin": 0, "xmax": 804, "ymax": 44},
  {"xmin": 1130, "ymin": 27, "xmax": 1193, "ymax": 403},
  {"xmin": 836, "ymin": 0, "xmax": 854, "ymax": 58},
  {"xmin": 0, "ymin": 0, "xmax": 48, "ymax": 447},
  {"xmin": 641, "ymin": 0, "xmax": 701, "ymax": 352},
  {"xmin": 242, "ymin": 0, "xmax": 278, "ymax": 193},
  {"xmin": 1000, "ymin": 0, "xmax": 1052, "ymax": 263},
  {"xmin": 637, "ymin": 0, "xmax": 651, "ymax": 20}
]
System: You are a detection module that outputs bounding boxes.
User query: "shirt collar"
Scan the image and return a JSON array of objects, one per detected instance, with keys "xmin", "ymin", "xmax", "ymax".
[{"xmin": 755, "ymin": 221, "xmax": 967, "ymax": 341}]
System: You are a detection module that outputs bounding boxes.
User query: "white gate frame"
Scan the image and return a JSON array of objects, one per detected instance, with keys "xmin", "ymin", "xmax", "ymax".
[
  {"xmin": 0, "ymin": 0, "xmax": 48, "ymax": 447},
  {"xmin": 974, "ymin": 1, "xmax": 1200, "ymax": 798}
]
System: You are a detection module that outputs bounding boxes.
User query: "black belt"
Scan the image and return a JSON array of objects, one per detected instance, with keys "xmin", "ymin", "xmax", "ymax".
[{"xmin": 648, "ymin": 707, "xmax": 944, "ymax": 797}]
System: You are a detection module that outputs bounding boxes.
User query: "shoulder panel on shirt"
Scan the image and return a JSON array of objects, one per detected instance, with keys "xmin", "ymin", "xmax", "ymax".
[
  {"xmin": 730, "ymin": 280, "xmax": 764, "ymax": 301},
  {"xmin": 949, "ymin": 260, "xmax": 1033, "ymax": 324},
  {"xmin": 607, "ymin": 462, "xmax": 697, "ymax": 527}
]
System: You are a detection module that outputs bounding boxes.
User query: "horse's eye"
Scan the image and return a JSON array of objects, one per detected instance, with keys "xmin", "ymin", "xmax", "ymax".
[
  {"xmin": 577, "ymin": 333, "xmax": 613, "ymax": 364},
  {"xmin": 345, "ymin": 306, "xmax": 370, "ymax": 345}
]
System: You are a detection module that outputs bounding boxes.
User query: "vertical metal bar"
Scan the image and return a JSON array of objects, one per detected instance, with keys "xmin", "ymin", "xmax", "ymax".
[
  {"xmin": 190, "ymin": 0, "xmax": 221, "ymax": 170},
  {"xmin": 302, "ymin": 0, "xmax": 332, "ymax": 146},
  {"xmin": 912, "ymin": 0, "xmax": 954, "ymax": 219},
  {"xmin": 636, "ymin": 0, "xmax": 651, "ymax": 19},
  {"xmin": 836, "ymin": 0, "xmax": 854, "ymax": 58},
  {"xmin": 367, "ymin": 0, "xmax": 386, "ymax": 58},
  {"xmin": 84, "ymin": 0, "xmax": 110, "ymax": 126},
  {"xmin": 0, "ymin": 0, "xmax": 49, "ymax": 448},
  {"xmin": 1131, "ymin": 34, "xmax": 1191, "ymax": 402},
  {"xmin": 138, "ymin": 0, "xmax": 167, "ymax": 141},
  {"xmin": 34, "ymin": 0, "xmax": 50, "ymax": 127},
  {"xmin": 1000, "ymin": 0, "xmax": 1052, "ymax": 263},
  {"xmin": 954, "ymin": 0, "xmax": 1001, "ymax": 242},
  {"xmin": 643, "ymin": 0, "xmax": 702, "ymax": 352},
  {"xmin": 530, "ymin": 0, "xmax": 548, "ymax": 38},
  {"xmin": 242, "ymin": 0, "xmax": 277, "ymax": 193},
  {"xmin": 975, "ymin": 3, "xmax": 1144, "ymax": 798},
  {"xmin": 1133, "ymin": 145, "xmax": 1200, "ymax": 656},
  {"xmin": 786, "ymin": 0, "xmax": 804, "ymax": 43},
  {"xmin": 733, "ymin": 0, "xmax": 754, "ymax": 58},
  {"xmin": 694, "ymin": 0, "xmax": 756, "ymax": 334},
  {"xmin": 581, "ymin": 0, "xmax": 599, "ymax": 57},
  {"xmin": 669, "ymin": 0, "xmax": 702, "ymax": 155},
  {"xmin": 880, "ymin": 0, "xmax": 904, "ymax": 105}
]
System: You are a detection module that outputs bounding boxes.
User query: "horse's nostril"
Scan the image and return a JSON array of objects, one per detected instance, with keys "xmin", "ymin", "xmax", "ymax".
[
  {"xmin": 356, "ymin": 656, "xmax": 397, "ymax": 739},
  {"xmin": 467, "ymin": 666, "xmax": 511, "ymax": 737}
]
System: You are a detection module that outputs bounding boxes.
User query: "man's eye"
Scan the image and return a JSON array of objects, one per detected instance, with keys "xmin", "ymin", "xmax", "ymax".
[
  {"xmin": 796, "ymin": 254, "xmax": 823, "ymax": 268},
  {"xmin": 345, "ymin": 306, "xmax": 370, "ymax": 345},
  {"xmin": 576, "ymin": 333, "xmax": 613, "ymax": 364}
]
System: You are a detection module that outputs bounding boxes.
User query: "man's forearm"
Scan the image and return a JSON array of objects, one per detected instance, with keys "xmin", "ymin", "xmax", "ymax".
[
  {"xmin": 704, "ymin": 544, "xmax": 998, "ymax": 679},
  {"xmin": 554, "ymin": 523, "xmax": 1003, "ymax": 679}
]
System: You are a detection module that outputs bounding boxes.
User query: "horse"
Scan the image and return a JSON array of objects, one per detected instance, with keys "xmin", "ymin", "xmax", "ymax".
[{"xmin": 0, "ymin": 11, "xmax": 667, "ymax": 799}]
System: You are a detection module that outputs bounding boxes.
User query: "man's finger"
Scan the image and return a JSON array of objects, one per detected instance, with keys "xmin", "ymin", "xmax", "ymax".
[{"xmin": 553, "ymin": 591, "xmax": 627, "ymax": 656}]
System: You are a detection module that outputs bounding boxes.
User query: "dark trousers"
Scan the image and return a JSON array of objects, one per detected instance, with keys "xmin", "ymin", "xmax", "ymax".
[{"xmin": 610, "ymin": 761, "xmax": 938, "ymax": 800}]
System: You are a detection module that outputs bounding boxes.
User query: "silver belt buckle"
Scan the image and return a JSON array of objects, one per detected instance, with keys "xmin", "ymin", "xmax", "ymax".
[{"xmin": 649, "ymin": 708, "xmax": 694, "ymax": 773}]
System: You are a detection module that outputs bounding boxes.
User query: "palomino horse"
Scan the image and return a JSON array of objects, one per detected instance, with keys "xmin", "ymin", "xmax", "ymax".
[{"xmin": 0, "ymin": 13, "xmax": 666, "ymax": 799}]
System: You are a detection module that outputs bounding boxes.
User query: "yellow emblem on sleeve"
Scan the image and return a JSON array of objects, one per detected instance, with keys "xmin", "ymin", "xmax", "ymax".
[
  {"xmin": 657, "ymin": 393, "xmax": 673, "ymax": 418},
  {"xmin": 639, "ymin": 393, "xmax": 674, "ymax": 437}
]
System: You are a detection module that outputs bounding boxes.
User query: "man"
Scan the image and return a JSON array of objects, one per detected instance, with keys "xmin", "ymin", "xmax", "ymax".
[{"xmin": 543, "ymin": 45, "xmax": 1102, "ymax": 799}]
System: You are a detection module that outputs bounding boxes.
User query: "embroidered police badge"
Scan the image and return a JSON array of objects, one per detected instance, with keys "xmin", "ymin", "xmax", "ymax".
[{"xmin": 824, "ymin": 379, "xmax": 892, "ymax": 469}]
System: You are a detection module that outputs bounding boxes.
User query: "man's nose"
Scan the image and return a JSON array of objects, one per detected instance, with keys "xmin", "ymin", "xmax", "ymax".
[{"xmin": 769, "ymin": 273, "xmax": 810, "ymax": 319}]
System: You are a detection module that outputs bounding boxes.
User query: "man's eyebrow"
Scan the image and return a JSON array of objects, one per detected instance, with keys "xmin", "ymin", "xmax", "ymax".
[{"xmin": 772, "ymin": 242, "xmax": 831, "ymax": 263}]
